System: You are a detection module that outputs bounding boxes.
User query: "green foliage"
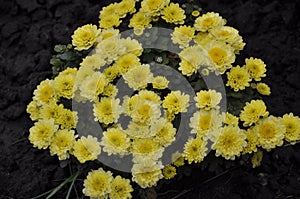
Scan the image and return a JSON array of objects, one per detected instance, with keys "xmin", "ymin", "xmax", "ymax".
[
  {"xmin": 227, "ymin": 87, "xmax": 259, "ymax": 116},
  {"xmin": 50, "ymin": 44, "xmax": 91, "ymax": 77}
]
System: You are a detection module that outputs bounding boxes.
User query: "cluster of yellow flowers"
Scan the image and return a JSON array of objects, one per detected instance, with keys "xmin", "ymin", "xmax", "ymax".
[
  {"xmin": 27, "ymin": 0, "xmax": 300, "ymax": 197},
  {"xmin": 83, "ymin": 168, "xmax": 133, "ymax": 199},
  {"xmin": 174, "ymin": 12, "xmax": 245, "ymax": 76},
  {"xmin": 26, "ymin": 68, "xmax": 104, "ymax": 163},
  {"xmin": 226, "ymin": 57, "xmax": 270, "ymax": 93},
  {"xmin": 241, "ymin": 101, "xmax": 300, "ymax": 152},
  {"xmin": 169, "ymin": 11, "xmax": 270, "ymax": 95}
]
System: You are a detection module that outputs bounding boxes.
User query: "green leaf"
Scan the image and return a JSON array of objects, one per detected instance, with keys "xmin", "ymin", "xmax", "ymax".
[
  {"xmin": 184, "ymin": 3, "xmax": 194, "ymax": 14},
  {"xmin": 66, "ymin": 170, "xmax": 80, "ymax": 199},
  {"xmin": 54, "ymin": 45, "xmax": 67, "ymax": 53},
  {"xmin": 29, "ymin": 170, "xmax": 81, "ymax": 199},
  {"xmin": 227, "ymin": 92, "xmax": 244, "ymax": 99},
  {"xmin": 162, "ymin": 58, "xmax": 169, "ymax": 65},
  {"xmin": 50, "ymin": 58, "xmax": 62, "ymax": 67},
  {"xmin": 31, "ymin": 189, "xmax": 54, "ymax": 199},
  {"xmin": 58, "ymin": 51, "xmax": 74, "ymax": 61}
]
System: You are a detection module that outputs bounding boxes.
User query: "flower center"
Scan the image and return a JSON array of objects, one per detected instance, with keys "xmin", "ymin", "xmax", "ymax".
[
  {"xmin": 208, "ymin": 47, "xmax": 227, "ymax": 65},
  {"xmin": 260, "ymin": 123, "xmax": 276, "ymax": 139}
]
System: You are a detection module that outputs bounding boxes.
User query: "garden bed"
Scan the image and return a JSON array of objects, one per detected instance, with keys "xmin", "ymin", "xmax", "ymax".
[{"xmin": 1, "ymin": 0, "xmax": 300, "ymax": 198}]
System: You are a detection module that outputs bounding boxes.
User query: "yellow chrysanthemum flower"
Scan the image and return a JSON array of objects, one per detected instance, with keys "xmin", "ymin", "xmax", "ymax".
[
  {"xmin": 256, "ymin": 82, "xmax": 271, "ymax": 96},
  {"xmin": 126, "ymin": 121, "xmax": 151, "ymax": 138},
  {"xmin": 141, "ymin": 0, "xmax": 169, "ymax": 15},
  {"xmin": 122, "ymin": 95, "xmax": 140, "ymax": 115},
  {"xmin": 60, "ymin": 67, "xmax": 77, "ymax": 76},
  {"xmin": 75, "ymin": 66, "xmax": 94, "ymax": 84},
  {"xmin": 282, "ymin": 113, "xmax": 300, "ymax": 144},
  {"xmin": 253, "ymin": 116, "xmax": 285, "ymax": 151},
  {"xmin": 80, "ymin": 54, "xmax": 106, "ymax": 69},
  {"xmin": 226, "ymin": 65, "xmax": 251, "ymax": 92},
  {"xmin": 210, "ymin": 26, "xmax": 245, "ymax": 53},
  {"xmin": 138, "ymin": 90, "xmax": 161, "ymax": 104},
  {"xmin": 71, "ymin": 24, "xmax": 100, "ymax": 51},
  {"xmin": 49, "ymin": 129, "xmax": 76, "ymax": 160},
  {"xmin": 204, "ymin": 41, "xmax": 236, "ymax": 74},
  {"xmin": 171, "ymin": 25, "xmax": 195, "ymax": 48},
  {"xmin": 231, "ymin": 37, "xmax": 245, "ymax": 54},
  {"xmin": 164, "ymin": 109, "xmax": 176, "ymax": 122},
  {"xmin": 54, "ymin": 73, "xmax": 76, "ymax": 99},
  {"xmin": 129, "ymin": 11, "xmax": 152, "ymax": 30},
  {"xmin": 200, "ymin": 68, "xmax": 210, "ymax": 76},
  {"xmin": 33, "ymin": 79, "xmax": 56, "ymax": 104},
  {"xmin": 162, "ymin": 165, "xmax": 177, "ymax": 179},
  {"xmin": 83, "ymin": 168, "xmax": 113, "ymax": 198},
  {"xmin": 194, "ymin": 12, "xmax": 226, "ymax": 32},
  {"xmin": 152, "ymin": 119, "xmax": 176, "ymax": 146},
  {"xmin": 79, "ymin": 72, "xmax": 107, "ymax": 101},
  {"xmin": 131, "ymin": 100, "xmax": 161, "ymax": 125},
  {"xmin": 103, "ymin": 65, "xmax": 120, "ymax": 82},
  {"xmin": 99, "ymin": 28, "xmax": 120, "ymax": 41},
  {"xmin": 100, "ymin": 15, "xmax": 121, "ymax": 29},
  {"xmin": 72, "ymin": 135, "xmax": 101, "ymax": 163},
  {"xmin": 189, "ymin": 110, "xmax": 223, "ymax": 137},
  {"xmin": 245, "ymin": 57, "xmax": 267, "ymax": 81},
  {"xmin": 131, "ymin": 160, "xmax": 163, "ymax": 188},
  {"xmin": 192, "ymin": 10, "xmax": 200, "ymax": 17},
  {"xmin": 96, "ymin": 37, "xmax": 125, "ymax": 62},
  {"xmin": 223, "ymin": 112, "xmax": 239, "ymax": 126},
  {"xmin": 178, "ymin": 45, "xmax": 208, "ymax": 76},
  {"xmin": 162, "ymin": 3, "xmax": 186, "ymax": 24},
  {"xmin": 29, "ymin": 119, "xmax": 58, "ymax": 149},
  {"xmin": 114, "ymin": 53, "xmax": 141, "ymax": 74},
  {"xmin": 162, "ymin": 90, "xmax": 190, "ymax": 114},
  {"xmin": 178, "ymin": 59, "xmax": 198, "ymax": 76},
  {"xmin": 183, "ymin": 137, "xmax": 208, "ymax": 164},
  {"xmin": 240, "ymin": 100, "xmax": 269, "ymax": 127},
  {"xmin": 101, "ymin": 127, "xmax": 130, "ymax": 156},
  {"xmin": 26, "ymin": 100, "xmax": 41, "ymax": 121},
  {"xmin": 171, "ymin": 151, "xmax": 185, "ymax": 167},
  {"xmin": 116, "ymin": 0, "xmax": 136, "ymax": 18},
  {"xmin": 39, "ymin": 100, "xmax": 63, "ymax": 121},
  {"xmin": 102, "ymin": 83, "xmax": 118, "ymax": 97},
  {"xmin": 152, "ymin": 76, "xmax": 169, "ymax": 89},
  {"xmin": 132, "ymin": 138, "xmax": 161, "ymax": 156},
  {"xmin": 56, "ymin": 108, "xmax": 78, "ymax": 130},
  {"xmin": 194, "ymin": 32, "xmax": 211, "ymax": 47},
  {"xmin": 212, "ymin": 126, "xmax": 246, "ymax": 160},
  {"xmin": 194, "ymin": 89, "xmax": 222, "ymax": 110},
  {"xmin": 110, "ymin": 176, "xmax": 133, "ymax": 199},
  {"xmin": 99, "ymin": 3, "xmax": 118, "ymax": 17},
  {"xmin": 93, "ymin": 97, "xmax": 121, "ymax": 125},
  {"xmin": 242, "ymin": 128, "xmax": 258, "ymax": 154},
  {"xmin": 123, "ymin": 64, "xmax": 154, "ymax": 90},
  {"xmin": 251, "ymin": 150, "xmax": 263, "ymax": 168},
  {"xmin": 120, "ymin": 37, "xmax": 143, "ymax": 56},
  {"xmin": 210, "ymin": 26, "xmax": 238, "ymax": 43}
]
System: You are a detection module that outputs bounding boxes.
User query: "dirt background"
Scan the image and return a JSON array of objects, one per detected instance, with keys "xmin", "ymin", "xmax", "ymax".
[{"xmin": 1, "ymin": 0, "xmax": 300, "ymax": 198}]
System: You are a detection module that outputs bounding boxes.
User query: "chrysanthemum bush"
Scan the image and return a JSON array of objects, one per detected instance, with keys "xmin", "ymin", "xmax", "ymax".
[{"xmin": 26, "ymin": 0, "xmax": 300, "ymax": 198}]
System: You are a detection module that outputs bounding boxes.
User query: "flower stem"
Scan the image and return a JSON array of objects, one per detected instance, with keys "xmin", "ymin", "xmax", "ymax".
[
  {"xmin": 46, "ymin": 170, "xmax": 81, "ymax": 199},
  {"xmin": 31, "ymin": 170, "xmax": 80, "ymax": 199},
  {"xmin": 66, "ymin": 170, "xmax": 80, "ymax": 199}
]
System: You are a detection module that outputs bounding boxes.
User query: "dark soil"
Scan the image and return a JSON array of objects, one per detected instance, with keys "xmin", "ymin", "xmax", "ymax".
[{"xmin": 1, "ymin": 0, "xmax": 300, "ymax": 198}]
